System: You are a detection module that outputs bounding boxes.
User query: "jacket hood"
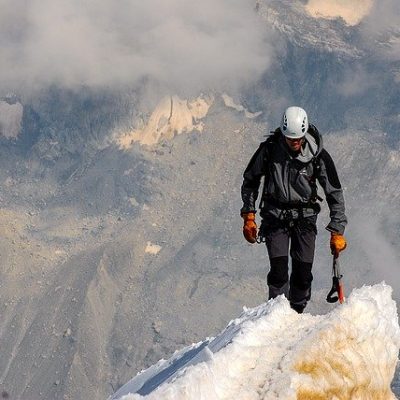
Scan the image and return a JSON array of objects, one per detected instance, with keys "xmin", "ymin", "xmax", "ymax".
[
  {"xmin": 301, "ymin": 123, "xmax": 323, "ymax": 162},
  {"xmin": 307, "ymin": 124, "xmax": 323, "ymax": 154}
]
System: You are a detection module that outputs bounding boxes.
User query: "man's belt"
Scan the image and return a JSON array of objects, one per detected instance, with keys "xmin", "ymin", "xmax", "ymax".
[{"xmin": 265, "ymin": 197, "xmax": 319, "ymax": 210}]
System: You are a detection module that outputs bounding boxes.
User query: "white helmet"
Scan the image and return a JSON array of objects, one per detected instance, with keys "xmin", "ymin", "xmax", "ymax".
[{"xmin": 281, "ymin": 106, "xmax": 309, "ymax": 139}]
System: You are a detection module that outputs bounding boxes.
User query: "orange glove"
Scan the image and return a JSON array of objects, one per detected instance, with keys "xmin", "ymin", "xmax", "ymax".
[
  {"xmin": 242, "ymin": 212, "xmax": 258, "ymax": 244},
  {"xmin": 330, "ymin": 232, "xmax": 347, "ymax": 257}
]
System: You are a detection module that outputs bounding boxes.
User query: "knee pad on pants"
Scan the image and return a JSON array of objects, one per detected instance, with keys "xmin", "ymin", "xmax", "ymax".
[
  {"xmin": 290, "ymin": 259, "xmax": 313, "ymax": 305},
  {"xmin": 290, "ymin": 259, "xmax": 313, "ymax": 290},
  {"xmin": 267, "ymin": 256, "xmax": 289, "ymax": 287}
]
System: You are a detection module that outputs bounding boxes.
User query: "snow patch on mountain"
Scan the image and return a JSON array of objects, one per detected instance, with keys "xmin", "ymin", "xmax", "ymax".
[
  {"xmin": 0, "ymin": 100, "xmax": 23, "ymax": 139},
  {"xmin": 222, "ymin": 94, "xmax": 262, "ymax": 119},
  {"xmin": 115, "ymin": 95, "xmax": 213, "ymax": 148},
  {"xmin": 145, "ymin": 242, "xmax": 162, "ymax": 255},
  {"xmin": 114, "ymin": 93, "xmax": 264, "ymax": 148},
  {"xmin": 305, "ymin": 0, "xmax": 374, "ymax": 26}
]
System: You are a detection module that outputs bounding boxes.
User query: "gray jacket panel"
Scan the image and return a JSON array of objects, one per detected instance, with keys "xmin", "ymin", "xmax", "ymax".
[{"xmin": 241, "ymin": 126, "xmax": 347, "ymax": 234}]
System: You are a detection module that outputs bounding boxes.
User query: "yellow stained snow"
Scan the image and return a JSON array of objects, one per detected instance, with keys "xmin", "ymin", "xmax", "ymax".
[
  {"xmin": 305, "ymin": 0, "xmax": 374, "ymax": 26},
  {"xmin": 116, "ymin": 95, "xmax": 213, "ymax": 148},
  {"xmin": 293, "ymin": 312, "xmax": 398, "ymax": 400}
]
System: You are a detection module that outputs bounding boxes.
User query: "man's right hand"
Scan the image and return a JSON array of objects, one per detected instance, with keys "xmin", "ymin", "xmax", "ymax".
[
  {"xmin": 242, "ymin": 212, "xmax": 258, "ymax": 244},
  {"xmin": 330, "ymin": 232, "xmax": 347, "ymax": 257}
]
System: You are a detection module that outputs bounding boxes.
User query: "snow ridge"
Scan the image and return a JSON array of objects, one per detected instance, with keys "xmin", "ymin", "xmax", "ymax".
[{"xmin": 111, "ymin": 283, "xmax": 400, "ymax": 400}]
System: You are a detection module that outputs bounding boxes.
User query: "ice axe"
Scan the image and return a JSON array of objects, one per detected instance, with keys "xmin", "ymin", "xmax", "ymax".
[{"xmin": 326, "ymin": 255, "xmax": 345, "ymax": 304}]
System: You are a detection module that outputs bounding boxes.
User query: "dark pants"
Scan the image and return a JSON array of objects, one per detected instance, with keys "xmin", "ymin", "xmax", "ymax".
[{"xmin": 263, "ymin": 216, "xmax": 317, "ymax": 313}]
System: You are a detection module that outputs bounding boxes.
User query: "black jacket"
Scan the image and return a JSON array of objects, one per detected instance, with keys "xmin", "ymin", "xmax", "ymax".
[{"xmin": 241, "ymin": 125, "xmax": 347, "ymax": 234}]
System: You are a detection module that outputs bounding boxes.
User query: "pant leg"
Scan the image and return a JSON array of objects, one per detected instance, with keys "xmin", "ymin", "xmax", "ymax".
[
  {"xmin": 289, "ymin": 217, "xmax": 317, "ymax": 312},
  {"xmin": 268, "ymin": 256, "xmax": 289, "ymax": 299},
  {"xmin": 289, "ymin": 259, "xmax": 313, "ymax": 312},
  {"xmin": 264, "ymin": 217, "xmax": 290, "ymax": 300}
]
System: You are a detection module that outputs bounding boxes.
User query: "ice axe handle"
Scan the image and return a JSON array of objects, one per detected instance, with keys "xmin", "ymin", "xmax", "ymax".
[{"xmin": 326, "ymin": 256, "xmax": 345, "ymax": 304}]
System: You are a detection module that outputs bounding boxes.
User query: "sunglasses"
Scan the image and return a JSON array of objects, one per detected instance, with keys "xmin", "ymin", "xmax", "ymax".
[{"xmin": 286, "ymin": 137, "xmax": 304, "ymax": 143}]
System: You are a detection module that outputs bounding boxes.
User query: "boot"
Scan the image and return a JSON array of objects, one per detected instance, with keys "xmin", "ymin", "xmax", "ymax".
[{"xmin": 290, "ymin": 302, "xmax": 306, "ymax": 314}]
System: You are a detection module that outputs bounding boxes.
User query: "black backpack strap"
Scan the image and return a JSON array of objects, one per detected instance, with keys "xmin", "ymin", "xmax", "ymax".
[
  {"xmin": 306, "ymin": 124, "xmax": 324, "ymax": 202},
  {"xmin": 259, "ymin": 130, "xmax": 280, "ymax": 209},
  {"xmin": 263, "ymin": 127, "xmax": 281, "ymax": 165},
  {"xmin": 310, "ymin": 154, "xmax": 323, "ymax": 203}
]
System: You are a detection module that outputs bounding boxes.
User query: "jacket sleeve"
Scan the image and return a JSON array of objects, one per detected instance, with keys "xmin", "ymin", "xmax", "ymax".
[
  {"xmin": 317, "ymin": 149, "xmax": 348, "ymax": 234},
  {"xmin": 240, "ymin": 142, "xmax": 268, "ymax": 215}
]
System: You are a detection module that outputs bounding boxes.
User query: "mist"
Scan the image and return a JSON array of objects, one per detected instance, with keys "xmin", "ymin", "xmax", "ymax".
[
  {"xmin": 346, "ymin": 211, "xmax": 400, "ymax": 301},
  {"xmin": 364, "ymin": 0, "xmax": 400, "ymax": 33},
  {"xmin": 0, "ymin": 0, "xmax": 273, "ymax": 97},
  {"xmin": 361, "ymin": 0, "xmax": 400, "ymax": 63}
]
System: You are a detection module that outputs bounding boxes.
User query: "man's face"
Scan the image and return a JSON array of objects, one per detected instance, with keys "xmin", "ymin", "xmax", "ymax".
[{"xmin": 285, "ymin": 136, "xmax": 304, "ymax": 152}]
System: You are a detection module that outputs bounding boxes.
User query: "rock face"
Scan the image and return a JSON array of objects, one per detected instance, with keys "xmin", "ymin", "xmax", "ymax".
[{"xmin": 0, "ymin": 2, "xmax": 399, "ymax": 400}]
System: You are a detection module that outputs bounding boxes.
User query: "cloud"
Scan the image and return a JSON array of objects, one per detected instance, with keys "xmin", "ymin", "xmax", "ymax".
[
  {"xmin": 360, "ymin": 0, "xmax": 400, "ymax": 60},
  {"xmin": 363, "ymin": 0, "xmax": 400, "ymax": 33},
  {"xmin": 335, "ymin": 66, "xmax": 376, "ymax": 97},
  {"xmin": 0, "ymin": 0, "xmax": 273, "ymax": 96},
  {"xmin": 348, "ymin": 211, "xmax": 400, "ymax": 300}
]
